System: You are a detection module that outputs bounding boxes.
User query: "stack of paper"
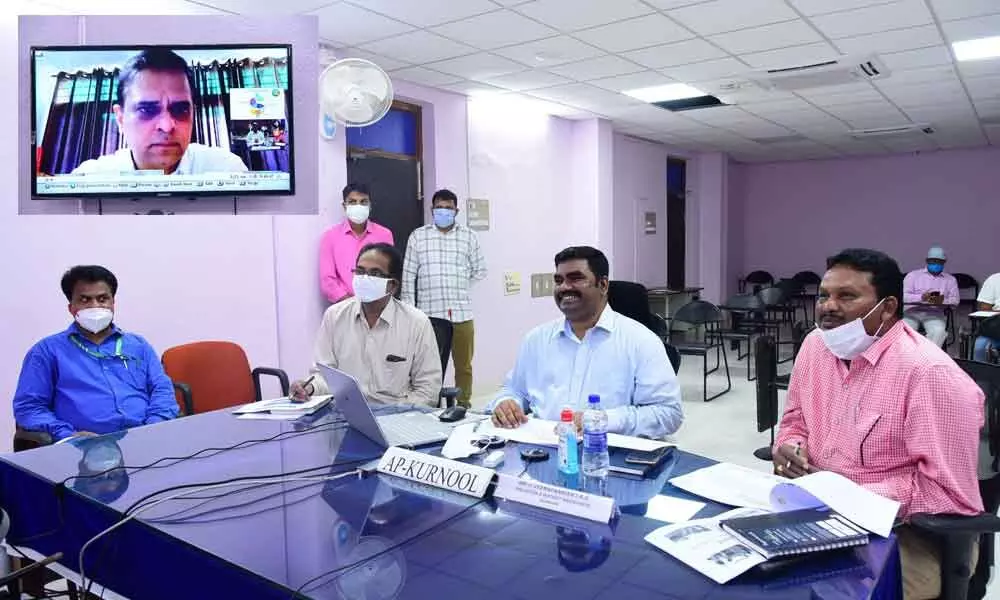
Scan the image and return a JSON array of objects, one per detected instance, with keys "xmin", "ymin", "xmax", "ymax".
[
  {"xmin": 233, "ymin": 395, "xmax": 333, "ymax": 420},
  {"xmin": 475, "ymin": 417, "xmax": 673, "ymax": 452}
]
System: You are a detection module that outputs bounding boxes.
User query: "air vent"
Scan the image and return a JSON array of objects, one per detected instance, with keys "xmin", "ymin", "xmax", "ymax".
[
  {"xmin": 750, "ymin": 55, "xmax": 889, "ymax": 91},
  {"xmin": 750, "ymin": 134, "xmax": 809, "ymax": 145},
  {"xmin": 849, "ymin": 123, "xmax": 934, "ymax": 138}
]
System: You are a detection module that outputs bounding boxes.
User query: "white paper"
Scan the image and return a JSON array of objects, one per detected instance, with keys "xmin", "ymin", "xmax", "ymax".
[
  {"xmin": 643, "ymin": 495, "xmax": 707, "ymax": 524},
  {"xmin": 970, "ymin": 311, "xmax": 1000, "ymax": 318},
  {"xmin": 475, "ymin": 417, "xmax": 673, "ymax": 452},
  {"xmin": 493, "ymin": 473, "xmax": 615, "ymax": 523},
  {"xmin": 645, "ymin": 507, "xmax": 769, "ymax": 584},
  {"xmin": 773, "ymin": 471, "xmax": 900, "ymax": 538},
  {"xmin": 440, "ymin": 422, "xmax": 480, "ymax": 459},
  {"xmin": 233, "ymin": 395, "xmax": 332, "ymax": 415},
  {"xmin": 669, "ymin": 463, "xmax": 785, "ymax": 511},
  {"xmin": 236, "ymin": 412, "xmax": 301, "ymax": 421}
]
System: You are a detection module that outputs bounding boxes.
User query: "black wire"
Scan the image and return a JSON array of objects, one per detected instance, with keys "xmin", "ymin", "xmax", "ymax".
[{"xmin": 288, "ymin": 499, "xmax": 487, "ymax": 599}]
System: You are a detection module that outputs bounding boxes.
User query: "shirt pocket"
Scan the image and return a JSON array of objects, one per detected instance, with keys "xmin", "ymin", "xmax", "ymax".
[
  {"xmin": 856, "ymin": 409, "xmax": 887, "ymax": 468},
  {"xmin": 376, "ymin": 354, "xmax": 411, "ymax": 399}
]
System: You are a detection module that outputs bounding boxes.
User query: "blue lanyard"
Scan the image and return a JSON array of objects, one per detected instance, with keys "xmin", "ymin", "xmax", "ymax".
[{"xmin": 70, "ymin": 334, "xmax": 129, "ymax": 369}]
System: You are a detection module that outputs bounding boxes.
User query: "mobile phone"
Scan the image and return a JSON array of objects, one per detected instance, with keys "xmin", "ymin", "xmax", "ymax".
[{"xmin": 624, "ymin": 446, "xmax": 674, "ymax": 466}]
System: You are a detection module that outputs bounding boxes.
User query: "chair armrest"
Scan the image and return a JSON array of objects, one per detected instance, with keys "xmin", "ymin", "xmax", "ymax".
[
  {"xmin": 251, "ymin": 367, "xmax": 291, "ymax": 402},
  {"xmin": 13, "ymin": 429, "xmax": 53, "ymax": 452},
  {"xmin": 173, "ymin": 381, "xmax": 194, "ymax": 416},
  {"xmin": 909, "ymin": 512, "xmax": 1000, "ymax": 599},
  {"xmin": 439, "ymin": 387, "xmax": 461, "ymax": 408},
  {"xmin": 910, "ymin": 513, "xmax": 1000, "ymax": 535}
]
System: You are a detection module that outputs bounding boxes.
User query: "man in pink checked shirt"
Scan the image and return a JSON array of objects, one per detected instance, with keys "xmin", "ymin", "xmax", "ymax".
[
  {"xmin": 319, "ymin": 183, "xmax": 394, "ymax": 304},
  {"xmin": 901, "ymin": 245, "xmax": 960, "ymax": 347},
  {"xmin": 773, "ymin": 248, "xmax": 984, "ymax": 600}
]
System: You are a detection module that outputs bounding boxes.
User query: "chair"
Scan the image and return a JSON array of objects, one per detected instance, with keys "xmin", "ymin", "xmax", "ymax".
[
  {"xmin": 716, "ymin": 293, "xmax": 766, "ymax": 380},
  {"xmin": 792, "ymin": 270, "xmax": 822, "ymax": 322},
  {"xmin": 774, "ymin": 321, "xmax": 812, "ymax": 390},
  {"xmin": 161, "ymin": 341, "xmax": 289, "ymax": 414},
  {"xmin": 752, "ymin": 335, "xmax": 781, "ymax": 461},
  {"xmin": 739, "ymin": 270, "xmax": 774, "ymax": 294},
  {"xmin": 955, "ymin": 273, "xmax": 981, "ymax": 310},
  {"xmin": 669, "ymin": 300, "xmax": 731, "ymax": 402},
  {"xmin": 608, "ymin": 281, "xmax": 682, "ymax": 374},
  {"xmin": 428, "ymin": 318, "xmax": 461, "ymax": 408}
]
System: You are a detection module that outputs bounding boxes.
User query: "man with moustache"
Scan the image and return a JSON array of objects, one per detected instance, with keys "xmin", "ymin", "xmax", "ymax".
[
  {"xmin": 773, "ymin": 248, "xmax": 983, "ymax": 600},
  {"xmin": 488, "ymin": 246, "xmax": 682, "ymax": 438},
  {"xmin": 72, "ymin": 48, "xmax": 247, "ymax": 175}
]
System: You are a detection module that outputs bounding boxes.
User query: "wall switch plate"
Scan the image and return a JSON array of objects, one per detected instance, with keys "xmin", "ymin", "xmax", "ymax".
[{"xmin": 531, "ymin": 273, "xmax": 555, "ymax": 298}]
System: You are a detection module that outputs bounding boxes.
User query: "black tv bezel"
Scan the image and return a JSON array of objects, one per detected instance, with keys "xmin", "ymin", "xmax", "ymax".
[{"xmin": 29, "ymin": 42, "xmax": 296, "ymax": 200}]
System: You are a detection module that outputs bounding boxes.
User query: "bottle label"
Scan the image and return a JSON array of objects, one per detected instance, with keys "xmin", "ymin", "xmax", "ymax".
[{"xmin": 583, "ymin": 430, "xmax": 607, "ymax": 453}]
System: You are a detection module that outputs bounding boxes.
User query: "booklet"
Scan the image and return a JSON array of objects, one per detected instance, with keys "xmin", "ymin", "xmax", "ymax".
[{"xmin": 232, "ymin": 394, "xmax": 333, "ymax": 416}]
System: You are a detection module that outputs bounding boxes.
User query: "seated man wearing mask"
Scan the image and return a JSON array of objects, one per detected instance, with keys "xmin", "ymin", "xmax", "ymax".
[
  {"xmin": 13, "ymin": 265, "xmax": 178, "ymax": 441},
  {"xmin": 974, "ymin": 271, "xmax": 1000, "ymax": 361},
  {"xmin": 488, "ymin": 246, "xmax": 682, "ymax": 438},
  {"xmin": 901, "ymin": 245, "xmax": 959, "ymax": 347},
  {"xmin": 291, "ymin": 243, "xmax": 441, "ymax": 406},
  {"xmin": 773, "ymin": 248, "xmax": 983, "ymax": 600}
]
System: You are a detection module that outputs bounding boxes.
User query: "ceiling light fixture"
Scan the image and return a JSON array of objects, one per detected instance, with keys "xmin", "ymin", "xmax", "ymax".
[
  {"xmin": 622, "ymin": 83, "xmax": 705, "ymax": 103},
  {"xmin": 953, "ymin": 36, "xmax": 1000, "ymax": 61}
]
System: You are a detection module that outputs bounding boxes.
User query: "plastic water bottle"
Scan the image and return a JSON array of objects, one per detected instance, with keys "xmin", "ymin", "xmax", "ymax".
[
  {"xmin": 582, "ymin": 394, "xmax": 609, "ymax": 478},
  {"xmin": 557, "ymin": 408, "xmax": 579, "ymax": 476}
]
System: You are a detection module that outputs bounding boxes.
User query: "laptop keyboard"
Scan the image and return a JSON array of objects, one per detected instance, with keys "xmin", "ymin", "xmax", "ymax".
[{"xmin": 376, "ymin": 412, "xmax": 454, "ymax": 446}]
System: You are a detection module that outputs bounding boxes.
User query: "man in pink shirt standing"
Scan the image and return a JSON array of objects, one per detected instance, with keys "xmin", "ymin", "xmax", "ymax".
[
  {"xmin": 901, "ymin": 245, "xmax": 960, "ymax": 347},
  {"xmin": 774, "ymin": 248, "xmax": 984, "ymax": 600},
  {"xmin": 319, "ymin": 183, "xmax": 394, "ymax": 304}
]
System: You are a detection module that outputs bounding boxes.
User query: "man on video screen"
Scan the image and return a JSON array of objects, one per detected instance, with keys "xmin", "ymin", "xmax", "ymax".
[{"xmin": 72, "ymin": 48, "xmax": 248, "ymax": 176}]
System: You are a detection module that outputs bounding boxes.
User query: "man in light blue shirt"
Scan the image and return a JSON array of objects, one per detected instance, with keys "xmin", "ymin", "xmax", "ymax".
[
  {"xmin": 13, "ymin": 265, "xmax": 178, "ymax": 441},
  {"xmin": 488, "ymin": 246, "xmax": 682, "ymax": 438}
]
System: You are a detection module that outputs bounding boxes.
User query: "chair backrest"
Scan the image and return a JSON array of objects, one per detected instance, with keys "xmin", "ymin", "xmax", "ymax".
[
  {"xmin": 792, "ymin": 270, "xmax": 822, "ymax": 286},
  {"xmin": 741, "ymin": 270, "xmax": 774, "ymax": 294},
  {"xmin": 954, "ymin": 273, "xmax": 980, "ymax": 295},
  {"xmin": 608, "ymin": 280, "xmax": 658, "ymax": 332},
  {"xmin": 723, "ymin": 293, "xmax": 764, "ymax": 311},
  {"xmin": 981, "ymin": 316, "xmax": 1000, "ymax": 341},
  {"xmin": 777, "ymin": 278, "xmax": 805, "ymax": 297},
  {"xmin": 754, "ymin": 336, "xmax": 780, "ymax": 434},
  {"xmin": 791, "ymin": 321, "xmax": 813, "ymax": 359},
  {"xmin": 757, "ymin": 286, "xmax": 787, "ymax": 307},
  {"xmin": 955, "ymin": 359, "xmax": 1000, "ymax": 465},
  {"xmin": 161, "ymin": 341, "xmax": 256, "ymax": 414},
  {"xmin": 673, "ymin": 300, "xmax": 724, "ymax": 325},
  {"xmin": 663, "ymin": 342, "xmax": 681, "ymax": 374}
]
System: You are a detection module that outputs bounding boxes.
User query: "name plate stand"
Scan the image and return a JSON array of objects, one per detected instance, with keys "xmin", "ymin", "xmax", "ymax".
[
  {"xmin": 377, "ymin": 447, "xmax": 495, "ymax": 499},
  {"xmin": 493, "ymin": 474, "xmax": 616, "ymax": 523}
]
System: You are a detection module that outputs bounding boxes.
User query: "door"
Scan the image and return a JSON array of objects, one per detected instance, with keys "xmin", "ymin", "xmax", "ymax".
[
  {"xmin": 346, "ymin": 154, "xmax": 421, "ymax": 257},
  {"xmin": 667, "ymin": 158, "xmax": 687, "ymax": 290}
]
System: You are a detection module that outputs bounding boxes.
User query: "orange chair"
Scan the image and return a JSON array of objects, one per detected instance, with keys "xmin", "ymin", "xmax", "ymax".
[{"xmin": 161, "ymin": 341, "xmax": 289, "ymax": 414}]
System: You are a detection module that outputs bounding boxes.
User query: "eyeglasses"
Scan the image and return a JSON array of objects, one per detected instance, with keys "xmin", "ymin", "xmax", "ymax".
[
  {"xmin": 352, "ymin": 268, "xmax": 392, "ymax": 279},
  {"xmin": 471, "ymin": 435, "xmax": 506, "ymax": 455}
]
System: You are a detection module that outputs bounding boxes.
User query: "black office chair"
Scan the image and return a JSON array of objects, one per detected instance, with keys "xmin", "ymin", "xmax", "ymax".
[
  {"xmin": 955, "ymin": 273, "xmax": 981, "ymax": 310},
  {"xmin": 792, "ymin": 270, "xmax": 822, "ymax": 322},
  {"xmin": 428, "ymin": 317, "xmax": 462, "ymax": 408},
  {"xmin": 669, "ymin": 300, "xmax": 731, "ymax": 402},
  {"xmin": 607, "ymin": 280, "xmax": 682, "ymax": 374},
  {"xmin": 716, "ymin": 293, "xmax": 766, "ymax": 380},
  {"xmin": 739, "ymin": 270, "xmax": 774, "ymax": 294},
  {"xmin": 909, "ymin": 359, "xmax": 1000, "ymax": 600}
]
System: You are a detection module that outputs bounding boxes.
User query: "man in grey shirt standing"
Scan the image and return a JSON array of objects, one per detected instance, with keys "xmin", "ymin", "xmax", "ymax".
[{"xmin": 402, "ymin": 189, "xmax": 487, "ymax": 408}]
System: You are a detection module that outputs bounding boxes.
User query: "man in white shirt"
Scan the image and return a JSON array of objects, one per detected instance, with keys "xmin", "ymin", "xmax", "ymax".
[
  {"xmin": 71, "ymin": 48, "xmax": 247, "ymax": 176},
  {"xmin": 488, "ymin": 246, "xmax": 683, "ymax": 439},
  {"xmin": 290, "ymin": 243, "xmax": 442, "ymax": 407},
  {"xmin": 975, "ymin": 272, "xmax": 1000, "ymax": 361}
]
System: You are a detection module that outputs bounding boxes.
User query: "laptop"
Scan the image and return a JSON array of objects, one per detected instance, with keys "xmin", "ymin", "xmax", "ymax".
[{"xmin": 317, "ymin": 364, "xmax": 457, "ymax": 448}]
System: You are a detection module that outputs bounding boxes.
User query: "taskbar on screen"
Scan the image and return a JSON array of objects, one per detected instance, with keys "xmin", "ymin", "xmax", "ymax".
[{"xmin": 35, "ymin": 172, "xmax": 291, "ymax": 196}]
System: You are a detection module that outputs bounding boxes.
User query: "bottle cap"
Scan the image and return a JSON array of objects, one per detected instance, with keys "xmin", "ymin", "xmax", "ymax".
[
  {"xmin": 560, "ymin": 408, "xmax": 574, "ymax": 422},
  {"xmin": 588, "ymin": 394, "xmax": 600, "ymax": 404}
]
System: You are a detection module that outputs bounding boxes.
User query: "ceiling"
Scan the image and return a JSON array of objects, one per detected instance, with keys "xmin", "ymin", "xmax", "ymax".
[{"xmin": 29, "ymin": 0, "xmax": 1000, "ymax": 162}]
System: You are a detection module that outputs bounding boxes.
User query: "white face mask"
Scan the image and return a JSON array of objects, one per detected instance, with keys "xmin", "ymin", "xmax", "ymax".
[
  {"xmin": 345, "ymin": 204, "xmax": 370, "ymax": 225},
  {"xmin": 352, "ymin": 275, "xmax": 390, "ymax": 303},
  {"xmin": 816, "ymin": 299, "xmax": 887, "ymax": 360},
  {"xmin": 75, "ymin": 307, "xmax": 114, "ymax": 334}
]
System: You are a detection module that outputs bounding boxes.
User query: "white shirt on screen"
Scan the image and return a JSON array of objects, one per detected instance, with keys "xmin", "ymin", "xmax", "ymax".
[{"xmin": 70, "ymin": 143, "xmax": 248, "ymax": 175}]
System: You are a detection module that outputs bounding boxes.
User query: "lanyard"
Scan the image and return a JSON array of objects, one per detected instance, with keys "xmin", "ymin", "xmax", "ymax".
[{"xmin": 70, "ymin": 334, "xmax": 128, "ymax": 369}]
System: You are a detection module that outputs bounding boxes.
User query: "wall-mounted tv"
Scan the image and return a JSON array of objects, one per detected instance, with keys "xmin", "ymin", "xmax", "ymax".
[{"xmin": 31, "ymin": 44, "xmax": 295, "ymax": 198}]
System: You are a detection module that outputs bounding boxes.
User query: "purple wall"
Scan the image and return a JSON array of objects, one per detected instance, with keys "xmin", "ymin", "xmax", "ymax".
[
  {"xmin": 738, "ymin": 147, "xmax": 1000, "ymax": 284},
  {"xmin": 18, "ymin": 15, "xmax": 319, "ymax": 215}
]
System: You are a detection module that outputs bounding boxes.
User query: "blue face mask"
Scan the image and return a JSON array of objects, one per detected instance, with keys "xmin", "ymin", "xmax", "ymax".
[
  {"xmin": 927, "ymin": 263, "xmax": 944, "ymax": 275},
  {"xmin": 432, "ymin": 208, "xmax": 456, "ymax": 228}
]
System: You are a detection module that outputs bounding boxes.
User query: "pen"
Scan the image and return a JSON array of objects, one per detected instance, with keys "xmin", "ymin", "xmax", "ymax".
[{"xmin": 292, "ymin": 375, "xmax": 315, "ymax": 402}]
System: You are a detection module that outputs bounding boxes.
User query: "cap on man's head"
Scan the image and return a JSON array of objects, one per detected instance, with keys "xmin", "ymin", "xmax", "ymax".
[{"xmin": 927, "ymin": 246, "xmax": 947, "ymax": 261}]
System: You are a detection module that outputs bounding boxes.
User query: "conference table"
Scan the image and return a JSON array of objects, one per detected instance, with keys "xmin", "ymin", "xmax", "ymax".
[{"xmin": 0, "ymin": 406, "xmax": 901, "ymax": 599}]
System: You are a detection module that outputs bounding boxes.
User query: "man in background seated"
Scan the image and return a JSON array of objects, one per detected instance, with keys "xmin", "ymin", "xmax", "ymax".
[
  {"xmin": 974, "ymin": 271, "xmax": 1000, "ymax": 361},
  {"xmin": 901, "ymin": 245, "xmax": 959, "ymax": 347},
  {"xmin": 488, "ymin": 246, "xmax": 682, "ymax": 438},
  {"xmin": 291, "ymin": 243, "xmax": 441, "ymax": 406},
  {"xmin": 773, "ymin": 248, "xmax": 983, "ymax": 600},
  {"xmin": 13, "ymin": 265, "xmax": 178, "ymax": 441},
  {"xmin": 72, "ymin": 48, "xmax": 248, "ymax": 176},
  {"xmin": 319, "ymin": 183, "xmax": 394, "ymax": 304}
]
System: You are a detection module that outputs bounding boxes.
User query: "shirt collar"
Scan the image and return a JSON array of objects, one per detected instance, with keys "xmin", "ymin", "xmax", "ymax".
[
  {"xmin": 352, "ymin": 296, "xmax": 398, "ymax": 326},
  {"xmin": 554, "ymin": 304, "xmax": 617, "ymax": 340},
  {"xmin": 858, "ymin": 319, "xmax": 905, "ymax": 366},
  {"xmin": 64, "ymin": 322, "xmax": 124, "ymax": 339},
  {"xmin": 340, "ymin": 219, "xmax": 371, "ymax": 236}
]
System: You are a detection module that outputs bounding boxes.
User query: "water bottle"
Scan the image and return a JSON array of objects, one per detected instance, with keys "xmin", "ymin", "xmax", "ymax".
[
  {"xmin": 582, "ymin": 394, "xmax": 609, "ymax": 478},
  {"xmin": 557, "ymin": 408, "xmax": 579, "ymax": 476}
]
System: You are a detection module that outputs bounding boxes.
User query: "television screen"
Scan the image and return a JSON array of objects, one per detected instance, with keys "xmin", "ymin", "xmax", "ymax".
[{"xmin": 31, "ymin": 44, "xmax": 295, "ymax": 198}]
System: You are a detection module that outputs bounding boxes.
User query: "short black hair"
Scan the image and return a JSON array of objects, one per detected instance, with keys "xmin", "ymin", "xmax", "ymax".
[
  {"xmin": 826, "ymin": 248, "xmax": 904, "ymax": 317},
  {"xmin": 554, "ymin": 246, "xmax": 610, "ymax": 282},
  {"xmin": 358, "ymin": 243, "xmax": 403, "ymax": 282},
  {"xmin": 342, "ymin": 183, "xmax": 370, "ymax": 201},
  {"xmin": 431, "ymin": 189, "xmax": 458, "ymax": 206},
  {"xmin": 61, "ymin": 265, "xmax": 118, "ymax": 301},
  {"xmin": 116, "ymin": 48, "xmax": 194, "ymax": 107}
]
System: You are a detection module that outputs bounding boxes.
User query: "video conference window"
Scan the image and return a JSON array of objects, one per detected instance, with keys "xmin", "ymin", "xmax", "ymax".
[{"xmin": 31, "ymin": 45, "xmax": 295, "ymax": 197}]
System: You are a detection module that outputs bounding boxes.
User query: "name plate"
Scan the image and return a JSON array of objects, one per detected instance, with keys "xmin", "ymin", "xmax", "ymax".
[
  {"xmin": 493, "ymin": 474, "xmax": 616, "ymax": 523},
  {"xmin": 377, "ymin": 447, "xmax": 494, "ymax": 499}
]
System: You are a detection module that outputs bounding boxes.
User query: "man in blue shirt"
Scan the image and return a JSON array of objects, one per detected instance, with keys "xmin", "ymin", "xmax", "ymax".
[
  {"xmin": 13, "ymin": 265, "xmax": 178, "ymax": 441},
  {"xmin": 488, "ymin": 246, "xmax": 683, "ymax": 438}
]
